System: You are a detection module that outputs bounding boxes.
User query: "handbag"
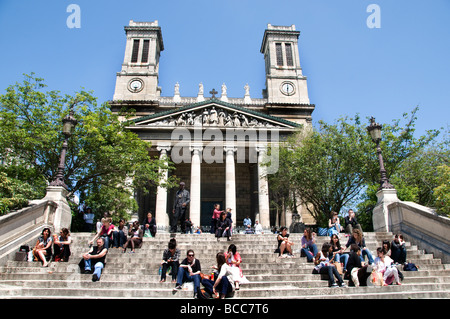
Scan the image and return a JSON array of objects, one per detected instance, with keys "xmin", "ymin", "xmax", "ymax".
[
  {"xmin": 144, "ymin": 229, "xmax": 152, "ymax": 238},
  {"xmin": 333, "ymin": 262, "xmax": 343, "ymax": 275},
  {"xmin": 200, "ymin": 273, "xmax": 211, "ymax": 280},
  {"xmin": 372, "ymin": 271, "xmax": 384, "ymax": 286}
]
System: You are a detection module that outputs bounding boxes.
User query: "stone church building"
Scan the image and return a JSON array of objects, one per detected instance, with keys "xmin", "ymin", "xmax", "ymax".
[{"xmin": 109, "ymin": 20, "xmax": 315, "ymax": 231}]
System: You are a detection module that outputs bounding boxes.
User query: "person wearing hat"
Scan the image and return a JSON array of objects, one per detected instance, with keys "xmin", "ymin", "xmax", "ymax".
[{"xmin": 171, "ymin": 182, "xmax": 190, "ymax": 233}]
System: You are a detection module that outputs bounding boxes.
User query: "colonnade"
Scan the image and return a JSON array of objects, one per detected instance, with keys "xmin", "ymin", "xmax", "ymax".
[{"xmin": 154, "ymin": 144, "xmax": 271, "ymax": 229}]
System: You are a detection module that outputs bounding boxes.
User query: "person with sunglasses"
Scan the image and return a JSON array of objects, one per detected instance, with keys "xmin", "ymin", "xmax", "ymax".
[{"xmin": 173, "ymin": 249, "xmax": 202, "ymax": 298}]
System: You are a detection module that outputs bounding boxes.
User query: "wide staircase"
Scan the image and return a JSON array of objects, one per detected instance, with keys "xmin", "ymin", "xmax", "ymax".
[{"xmin": 0, "ymin": 231, "xmax": 449, "ymax": 299}]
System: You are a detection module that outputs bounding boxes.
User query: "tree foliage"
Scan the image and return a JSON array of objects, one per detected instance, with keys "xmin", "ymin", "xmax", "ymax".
[
  {"xmin": 0, "ymin": 73, "xmax": 177, "ymax": 223},
  {"xmin": 272, "ymin": 108, "xmax": 441, "ymax": 229}
]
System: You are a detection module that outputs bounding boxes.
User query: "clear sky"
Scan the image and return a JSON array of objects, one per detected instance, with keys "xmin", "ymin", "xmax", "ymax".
[{"xmin": 0, "ymin": 0, "xmax": 449, "ymax": 139}]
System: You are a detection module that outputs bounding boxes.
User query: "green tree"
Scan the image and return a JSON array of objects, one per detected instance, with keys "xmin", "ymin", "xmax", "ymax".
[
  {"xmin": 0, "ymin": 73, "xmax": 177, "ymax": 224},
  {"xmin": 274, "ymin": 109, "xmax": 440, "ymax": 229},
  {"xmin": 273, "ymin": 116, "xmax": 372, "ymax": 227},
  {"xmin": 434, "ymin": 165, "xmax": 450, "ymax": 217}
]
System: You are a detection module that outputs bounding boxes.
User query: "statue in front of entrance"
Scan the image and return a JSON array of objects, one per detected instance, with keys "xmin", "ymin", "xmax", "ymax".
[{"xmin": 171, "ymin": 182, "xmax": 190, "ymax": 233}]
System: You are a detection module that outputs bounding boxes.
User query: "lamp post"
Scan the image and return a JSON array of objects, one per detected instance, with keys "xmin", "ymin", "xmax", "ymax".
[
  {"xmin": 49, "ymin": 108, "xmax": 77, "ymax": 189},
  {"xmin": 366, "ymin": 117, "xmax": 394, "ymax": 190}
]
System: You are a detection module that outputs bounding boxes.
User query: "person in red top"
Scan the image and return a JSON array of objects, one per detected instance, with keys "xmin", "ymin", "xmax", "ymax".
[
  {"xmin": 226, "ymin": 244, "xmax": 249, "ymax": 290},
  {"xmin": 210, "ymin": 203, "xmax": 224, "ymax": 234},
  {"xmin": 89, "ymin": 217, "xmax": 115, "ymax": 249}
]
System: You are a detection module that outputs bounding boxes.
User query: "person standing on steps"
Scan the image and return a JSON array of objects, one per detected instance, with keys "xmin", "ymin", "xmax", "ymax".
[
  {"xmin": 171, "ymin": 182, "xmax": 190, "ymax": 233},
  {"xmin": 211, "ymin": 203, "xmax": 224, "ymax": 234}
]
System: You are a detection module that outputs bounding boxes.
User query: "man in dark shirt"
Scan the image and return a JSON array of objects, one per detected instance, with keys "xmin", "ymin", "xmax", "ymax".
[
  {"xmin": 344, "ymin": 244, "xmax": 372, "ymax": 287},
  {"xmin": 171, "ymin": 182, "xmax": 190, "ymax": 233},
  {"xmin": 344, "ymin": 209, "xmax": 363, "ymax": 234},
  {"xmin": 79, "ymin": 238, "xmax": 108, "ymax": 282},
  {"xmin": 173, "ymin": 249, "xmax": 201, "ymax": 298},
  {"xmin": 391, "ymin": 233, "xmax": 407, "ymax": 264}
]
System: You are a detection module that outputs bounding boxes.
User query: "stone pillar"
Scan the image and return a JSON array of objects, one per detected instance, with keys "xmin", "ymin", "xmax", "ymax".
[
  {"xmin": 190, "ymin": 145, "xmax": 202, "ymax": 228},
  {"xmin": 373, "ymin": 188, "xmax": 399, "ymax": 232},
  {"xmin": 224, "ymin": 146, "xmax": 237, "ymax": 223},
  {"xmin": 42, "ymin": 186, "xmax": 71, "ymax": 232},
  {"xmin": 257, "ymin": 146, "xmax": 271, "ymax": 228},
  {"xmin": 155, "ymin": 145, "xmax": 171, "ymax": 231}
]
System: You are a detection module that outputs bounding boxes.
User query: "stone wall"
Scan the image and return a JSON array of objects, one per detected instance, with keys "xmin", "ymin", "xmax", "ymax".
[
  {"xmin": 388, "ymin": 201, "xmax": 450, "ymax": 264},
  {"xmin": 0, "ymin": 199, "xmax": 58, "ymax": 265}
]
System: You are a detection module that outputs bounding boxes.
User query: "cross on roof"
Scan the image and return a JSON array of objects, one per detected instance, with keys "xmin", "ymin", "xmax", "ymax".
[{"xmin": 209, "ymin": 88, "xmax": 218, "ymax": 98}]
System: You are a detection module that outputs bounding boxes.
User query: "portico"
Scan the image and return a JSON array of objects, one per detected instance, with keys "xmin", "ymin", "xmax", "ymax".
[{"xmin": 126, "ymin": 99, "xmax": 298, "ymax": 229}]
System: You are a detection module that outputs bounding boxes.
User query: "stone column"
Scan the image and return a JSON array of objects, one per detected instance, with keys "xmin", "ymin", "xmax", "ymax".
[
  {"xmin": 224, "ymin": 146, "xmax": 237, "ymax": 223},
  {"xmin": 257, "ymin": 146, "xmax": 271, "ymax": 228},
  {"xmin": 155, "ymin": 145, "xmax": 171, "ymax": 231},
  {"xmin": 190, "ymin": 145, "xmax": 202, "ymax": 228}
]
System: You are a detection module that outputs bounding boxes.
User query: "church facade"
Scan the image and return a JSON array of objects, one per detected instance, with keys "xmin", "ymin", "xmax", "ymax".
[{"xmin": 109, "ymin": 20, "xmax": 315, "ymax": 230}]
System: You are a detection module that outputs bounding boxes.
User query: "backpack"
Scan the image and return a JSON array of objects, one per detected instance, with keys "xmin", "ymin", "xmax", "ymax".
[
  {"xmin": 197, "ymin": 287, "xmax": 212, "ymax": 299},
  {"xmin": 403, "ymin": 263, "xmax": 418, "ymax": 271}
]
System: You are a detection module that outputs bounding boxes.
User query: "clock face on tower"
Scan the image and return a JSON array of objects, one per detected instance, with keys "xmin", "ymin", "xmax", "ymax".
[
  {"xmin": 128, "ymin": 78, "xmax": 144, "ymax": 93},
  {"xmin": 280, "ymin": 81, "xmax": 295, "ymax": 96}
]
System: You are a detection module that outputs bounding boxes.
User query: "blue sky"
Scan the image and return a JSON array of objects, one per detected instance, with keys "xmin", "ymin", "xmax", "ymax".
[{"xmin": 0, "ymin": 0, "xmax": 449, "ymax": 139}]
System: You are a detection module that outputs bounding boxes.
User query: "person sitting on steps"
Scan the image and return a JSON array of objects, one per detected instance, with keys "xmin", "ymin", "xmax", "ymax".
[{"xmin": 276, "ymin": 226, "xmax": 294, "ymax": 258}]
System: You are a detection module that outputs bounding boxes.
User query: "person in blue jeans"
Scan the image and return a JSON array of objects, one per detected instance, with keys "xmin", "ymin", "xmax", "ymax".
[
  {"xmin": 79, "ymin": 238, "xmax": 108, "ymax": 282},
  {"xmin": 112, "ymin": 218, "xmax": 128, "ymax": 248},
  {"xmin": 301, "ymin": 228, "xmax": 318, "ymax": 262},
  {"xmin": 344, "ymin": 229, "xmax": 374, "ymax": 265},
  {"xmin": 330, "ymin": 234, "xmax": 349, "ymax": 272},
  {"xmin": 173, "ymin": 249, "xmax": 201, "ymax": 298},
  {"xmin": 89, "ymin": 217, "xmax": 114, "ymax": 249},
  {"xmin": 201, "ymin": 252, "xmax": 234, "ymax": 299},
  {"xmin": 390, "ymin": 233, "xmax": 407, "ymax": 264}
]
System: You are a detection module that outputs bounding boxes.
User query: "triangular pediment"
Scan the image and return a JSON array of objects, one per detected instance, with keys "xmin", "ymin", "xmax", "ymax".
[{"xmin": 129, "ymin": 99, "xmax": 301, "ymax": 129}]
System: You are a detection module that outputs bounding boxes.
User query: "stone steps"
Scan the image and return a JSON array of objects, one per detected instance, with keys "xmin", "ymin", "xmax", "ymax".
[
  {"xmin": 2, "ymin": 283, "xmax": 449, "ymax": 299},
  {"xmin": 0, "ymin": 231, "xmax": 449, "ymax": 299}
]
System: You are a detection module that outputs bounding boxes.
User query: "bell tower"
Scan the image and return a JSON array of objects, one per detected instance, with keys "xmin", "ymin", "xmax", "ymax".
[
  {"xmin": 113, "ymin": 20, "xmax": 164, "ymax": 101},
  {"xmin": 261, "ymin": 24, "xmax": 310, "ymax": 105}
]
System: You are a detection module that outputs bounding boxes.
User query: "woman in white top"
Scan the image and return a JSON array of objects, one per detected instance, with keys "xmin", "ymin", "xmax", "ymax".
[
  {"xmin": 374, "ymin": 247, "xmax": 401, "ymax": 286},
  {"xmin": 254, "ymin": 220, "xmax": 263, "ymax": 234},
  {"xmin": 226, "ymin": 244, "xmax": 249, "ymax": 290},
  {"xmin": 201, "ymin": 252, "xmax": 235, "ymax": 299},
  {"xmin": 313, "ymin": 243, "xmax": 346, "ymax": 288}
]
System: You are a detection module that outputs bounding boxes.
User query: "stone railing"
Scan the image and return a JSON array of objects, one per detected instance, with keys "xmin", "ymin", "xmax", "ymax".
[
  {"xmin": 158, "ymin": 96, "xmax": 268, "ymax": 107},
  {"xmin": 0, "ymin": 186, "xmax": 72, "ymax": 265},
  {"xmin": 388, "ymin": 201, "xmax": 450, "ymax": 264},
  {"xmin": 0, "ymin": 199, "xmax": 58, "ymax": 265}
]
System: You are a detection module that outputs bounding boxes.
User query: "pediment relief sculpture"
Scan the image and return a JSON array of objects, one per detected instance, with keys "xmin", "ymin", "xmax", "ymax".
[{"xmin": 141, "ymin": 106, "xmax": 282, "ymax": 128}]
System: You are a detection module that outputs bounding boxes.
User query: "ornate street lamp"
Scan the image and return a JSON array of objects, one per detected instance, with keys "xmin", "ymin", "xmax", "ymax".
[
  {"xmin": 367, "ymin": 117, "xmax": 394, "ymax": 190},
  {"xmin": 49, "ymin": 107, "xmax": 77, "ymax": 189}
]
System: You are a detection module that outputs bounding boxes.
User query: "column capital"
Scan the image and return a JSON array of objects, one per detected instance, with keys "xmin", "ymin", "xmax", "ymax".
[
  {"xmin": 224, "ymin": 145, "xmax": 237, "ymax": 154},
  {"xmin": 190, "ymin": 144, "xmax": 203, "ymax": 153},
  {"xmin": 256, "ymin": 145, "xmax": 267, "ymax": 153},
  {"xmin": 157, "ymin": 144, "xmax": 172, "ymax": 153}
]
